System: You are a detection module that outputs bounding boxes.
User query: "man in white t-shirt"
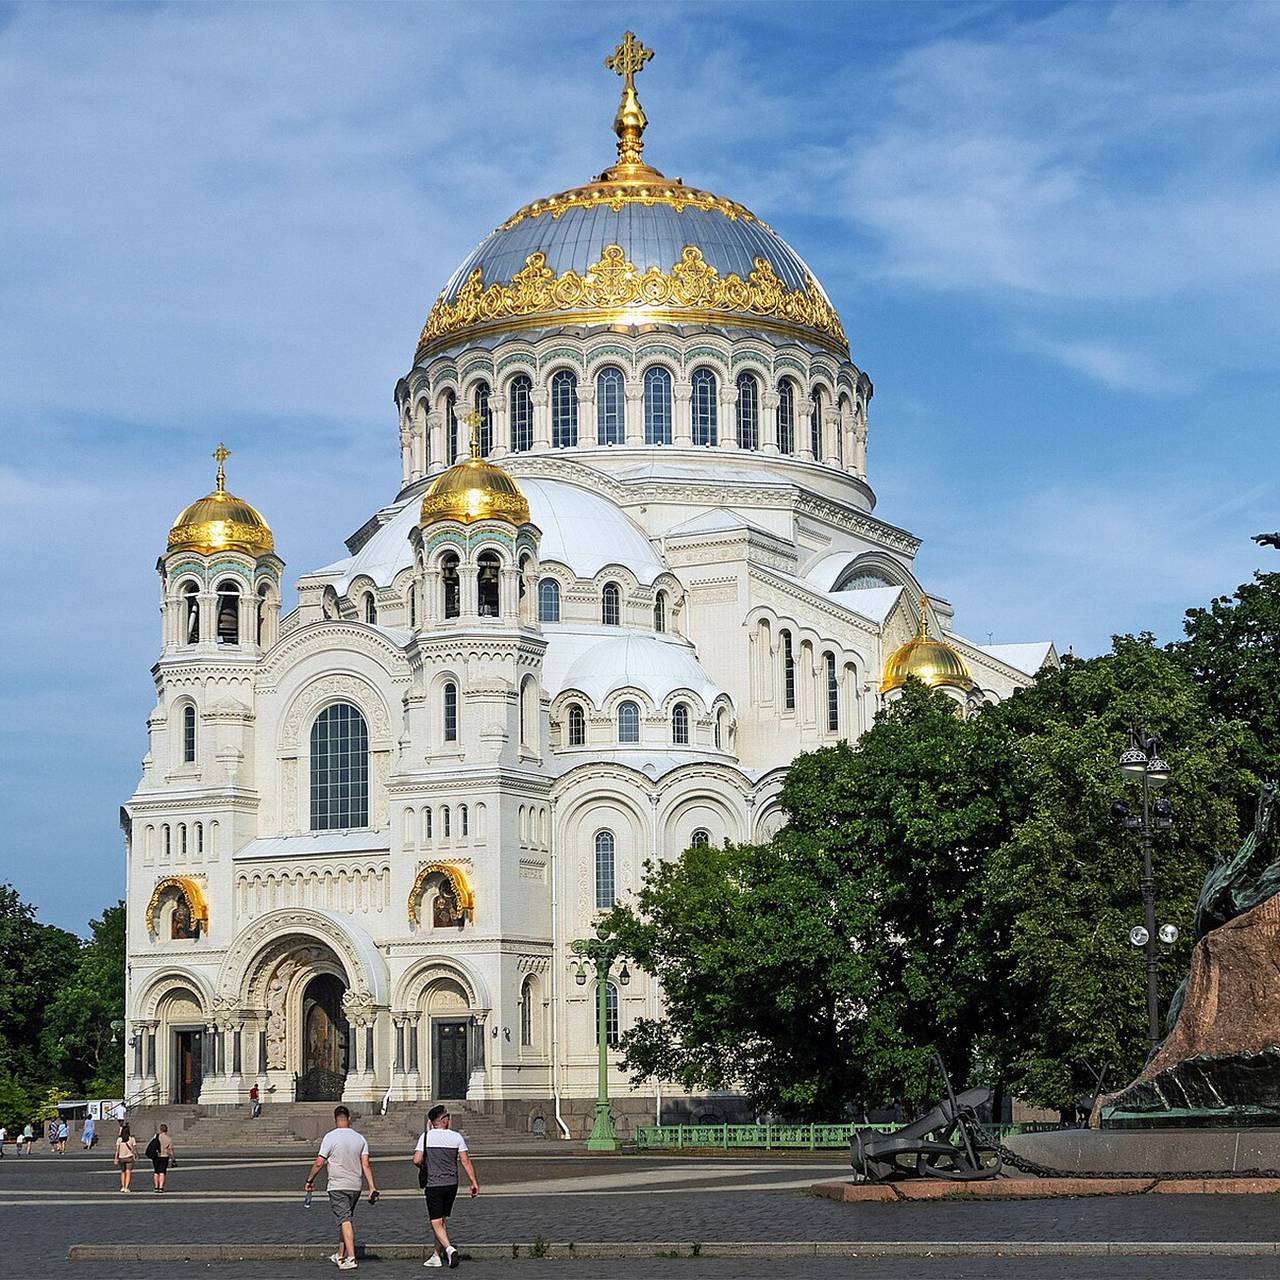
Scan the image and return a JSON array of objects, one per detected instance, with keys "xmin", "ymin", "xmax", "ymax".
[
  {"xmin": 305, "ymin": 1106, "xmax": 379, "ymax": 1272},
  {"xmin": 0, "ymin": 1125, "xmax": 7, "ymax": 1158},
  {"xmin": 413, "ymin": 1104, "xmax": 479, "ymax": 1269}
]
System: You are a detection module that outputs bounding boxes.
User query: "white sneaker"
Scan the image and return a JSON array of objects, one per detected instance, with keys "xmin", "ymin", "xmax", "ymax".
[
  {"xmin": 337, "ymin": 1261, "xmax": 359, "ymax": 1272},
  {"xmin": 446, "ymin": 1247, "xmax": 460, "ymax": 1269},
  {"xmin": 424, "ymin": 1254, "xmax": 444, "ymax": 1267},
  {"xmin": 329, "ymin": 1252, "xmax": 343, "ymax": 1265}
]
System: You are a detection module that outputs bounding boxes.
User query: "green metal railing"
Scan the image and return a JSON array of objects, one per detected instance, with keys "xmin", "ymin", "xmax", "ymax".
[{"xmin": 632, "ymin": 1120, "xmax": 1067, "ymax": 1151}]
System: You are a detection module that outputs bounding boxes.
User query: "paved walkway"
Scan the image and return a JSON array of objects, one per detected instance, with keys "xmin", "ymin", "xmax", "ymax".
[{"xmin": 5, "ymin": 1146, "xmax": 1278, "ymax": 1279}]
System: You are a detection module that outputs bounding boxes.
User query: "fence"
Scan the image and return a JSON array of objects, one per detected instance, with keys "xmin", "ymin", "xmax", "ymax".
[{"xmin": 632, "ymin": 1120, "xmax": 1067, "ymax": 1151}]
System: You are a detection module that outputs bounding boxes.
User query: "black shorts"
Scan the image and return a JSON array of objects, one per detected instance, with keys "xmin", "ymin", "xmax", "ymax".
[
  {"xmin": 424, "ymin": 1184, "xmax": 458, "ymax": 1220},
  {"xmin": 151, "ymin": 1157, "xmax": 170, "ymax": 1174}
]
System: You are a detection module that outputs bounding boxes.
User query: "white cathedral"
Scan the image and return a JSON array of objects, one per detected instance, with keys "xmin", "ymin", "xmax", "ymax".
[{"xmin": 123, "ymin": 36, "xmax": 1055, "ymax": 1133}]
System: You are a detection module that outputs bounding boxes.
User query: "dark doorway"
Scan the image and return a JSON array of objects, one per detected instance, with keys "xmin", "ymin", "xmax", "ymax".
[
  {"xmin": 296, "ymin": 974, "xmax": 349, "ymax": 1101},
  {"xmin": 434, "ymin": 1020, "xmax": 469, "ymax": 1099},
  {"xmin": 174, "ymin": 1029, "xmax": 203, "ymax": 1104}
]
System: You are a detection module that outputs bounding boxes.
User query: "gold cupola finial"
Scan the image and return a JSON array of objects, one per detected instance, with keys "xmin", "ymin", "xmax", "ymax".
[
  {"xmin": 604, "ymin": 30, "xmax": 655, "ymax": 175},
  {"xmin": 168, "ymin": 444, "xmax": 274, "ymax": 557},
  {"xmin": 916, "ymin": 591, "xmax": 930, "ymax": 640},
  {"xmin": 879, "ymin": 591, "xmax": 975, "ymax": 696},
  {"xmin": 465, "ymin": 408, "xmax": 483, "ymax": 460},
  {"xmin": 213, "ymin": 442, "xmax": 230, "ymax": 492}
]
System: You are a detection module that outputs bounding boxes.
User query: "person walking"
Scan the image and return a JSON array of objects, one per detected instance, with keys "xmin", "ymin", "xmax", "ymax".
[
  {"xmin": 0, "ymin": 1123, "xmax": 7, "ymax": 1157},
  {"xmin": 82, "ymin": 1115, "xmax": 96, "ymax": 1151},
  {"xmin": 20, "ymin": 1123, "xmax": 33, "ymax": 1155},
  {"xmin": 145, "ymin": 1124, "xmax": 175, "ymax": 1192},
  {"xmin": 413, "ymin": 1105, "xmax": 479, "ymax": 1269},
  {"xmin": 249, "ymin": 1084, "xmax": 261, "ymax": 1119},
  {"xmin": 304, "ymin": 1105, "xmax": 377, "ymax": 1272},
  {"xmin": 56, "ymin": 1119, "xmax": 69, "ymax": 1154},
  {"xmin": 115, "ymin": 1123, "xmax": 137, "ymax": 1192}
]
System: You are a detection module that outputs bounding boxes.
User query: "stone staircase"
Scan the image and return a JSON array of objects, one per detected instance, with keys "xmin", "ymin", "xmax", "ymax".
[{"xmin": 129, "ymin": 1101, "xmax": 545, "ymax": 1151}]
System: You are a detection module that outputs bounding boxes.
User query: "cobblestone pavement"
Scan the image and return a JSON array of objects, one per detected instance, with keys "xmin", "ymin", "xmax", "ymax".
[{"xmin": 5, "ymin": 1147, "xmax": 1279, "ymax": 1279}]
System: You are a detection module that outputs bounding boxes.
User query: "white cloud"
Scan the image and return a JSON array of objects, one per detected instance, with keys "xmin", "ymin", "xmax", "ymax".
[{"xmin": 1016, "ymin": 333, "xmax": 1196, "ymax": 395}]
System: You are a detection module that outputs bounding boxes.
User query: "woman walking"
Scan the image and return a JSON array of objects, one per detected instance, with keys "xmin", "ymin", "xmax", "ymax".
[
  {"xmin": 146, "ymin": 1125, "xmax": 175, "ymax": 1192},
  {"xmin": 115, "ymin": 1123, "xmax": 137, "ymax": 1192}
]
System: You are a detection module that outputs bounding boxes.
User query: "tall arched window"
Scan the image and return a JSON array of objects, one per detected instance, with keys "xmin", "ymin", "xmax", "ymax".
[
  {"xmin": 643, "ymin": 367, "xmax": 672, "ymax": 445},
  {"xmin": 601, "ymin": 581, "xmax": 621, "ymax": 626},
  {"xmin": 520, "ymin": 676, "xmax": 537, "ymax": 749},
  {"xmin": 444, "ymin": 390, "xmax": 459, "ymax": 464},
  {"xmin": 310, "ymin": 702, "xmax": 369, "ymax": 831},
  {"xmin": 715, "ymin": 706, "xmax": 726, "ymax": 750},
  {"xmin": 596, "ymin": 366, "xmax": 625, "ymax": 445},
  {"xmin": 407, "ymin": 584, "xmax": 416, "ymax": 628},
  {"xmin": 594, "ymin": 830, "xmax": 616, "ymax": 908},
  {"xmin": 691, "ymin": 367, "xmax": 717, "ymax": 447},
  {"xmin": 617, "ymin": 700, "xmax": 640, "ymax": 743},
  {"xmin": 825, "ymin": 651, "xmax": 839, "ymax": 732},
  {"xmin": 363, "ymin": 593, "xmax": 377, "ymax": 625},
  {"xmin": 781, "ymin": 630, "xmax": 796, "ymax": 711},
  {"xmin": 182, "ymin": 581, "xmax": 199, "ymax": 644},
  {"xmin": 460, "ymin": 804, "xmax": 469, "ymax": 837},
  {"xmin": 538, "ymin": 578, "xmax": 560, "ymax": 623},
  {"xmin": 598, "ymin": 981, "xmax": 619, "ymax": 1047},
  {"xmin": 215, "ymin": 580, "xmax": 240, "ymax": 645},
  {"xmin": 509, "ymin": 374, "xmax": 533, "ymax": 452},
  {"xmin": 256, "ymin": 582, "xmax": 270, "ymax": 645},
  {"xmin": 442, "ymin": 805, "xmax": 451, "ymax": 838},
  {"xmin": 672, "ymin": 701, "xmax": 690, "ymax": 745},
  {"xmin": 520, "ymin": 976, "xmax": 535, "ymax": 1048},
  {"xmin": 776, "ymin": 379, "xmax": 795, "ymax": 454},
  {"xmin": 441, "ymin": 553, "xmax": 460, "ymax": 619},
  {"xmin": 653, "ymin": 590, "xmax": 666, "ymax": 633},
  {"xmin": 810, "ymin": 388, "xmax": 824, "ymax": 459},
  {"xmin": 443, "ymin": 682, "xmax": 459, "ymax": 743},
  {"xmin": 736, "ymin": 372, "xmax": 759, "ymax": 450},
  {"xmin": 690, "ymin": 828, "xmax": 711, "ymax": 848},
  {"xmin": 473, "ymin": 381, "xmax": 492, "ymax": 456},
  {"xmin": 551, "ymin": 369, "xmax": 578, "ymax": 448},
  {"xmin": 477, "ymin": 551, "xmax": 500, "ymax": 617},
  {"xmin": 567, "ymin": 703, "xmax": 586, "ymax": 746},
  {"xmin": 182, "ymin": 704, "xmax": 196, "ymax": 764}
]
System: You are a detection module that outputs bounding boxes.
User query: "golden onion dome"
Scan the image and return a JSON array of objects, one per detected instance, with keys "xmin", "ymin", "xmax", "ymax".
[
  {"xmin": 168, "ymin": 445, "xmax": 274, "ymax": 557},
  {"xmin": 420, "ymin": 418, "xmax": 531, "ymax": 527},
  {"xmin": 880, "ymin": 596, "xmax": 974, "ymax": 695}
]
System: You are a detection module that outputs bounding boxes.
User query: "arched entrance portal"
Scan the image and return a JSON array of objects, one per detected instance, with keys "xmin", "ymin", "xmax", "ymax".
[{"xmin": 298, "ymin": 973, "xmax": 349, "ymax": 1101}]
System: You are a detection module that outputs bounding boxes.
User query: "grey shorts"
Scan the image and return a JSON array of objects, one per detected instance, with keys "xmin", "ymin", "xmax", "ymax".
[{"xmin": 328, "ymin": 1189, "xmax": 360, "ymax": 1223}]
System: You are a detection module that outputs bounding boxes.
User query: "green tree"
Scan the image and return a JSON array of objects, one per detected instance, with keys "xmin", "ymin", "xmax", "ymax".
[{"xmin": 42, "ymin": 903, "xmax": 126, "ymax": 1096}]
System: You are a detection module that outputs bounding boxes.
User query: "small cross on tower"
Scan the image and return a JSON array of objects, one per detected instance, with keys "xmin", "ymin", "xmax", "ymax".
[
  {"xmin": 605, "ymin": 30, "xmax": 653, "ymax": 92},
  {"xmin": 465, "ymin": 409, "xmax": 484, "ymax": 459},
  {"xmin": 604, "ymin": 31, "xmax": 654, "ymax": 170},
  {"xmin": 213, "ymin": 442, "xmax": 231, "ymax": 491}
]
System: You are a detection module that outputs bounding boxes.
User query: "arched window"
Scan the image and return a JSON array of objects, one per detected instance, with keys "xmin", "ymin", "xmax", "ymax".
[
  {"xmin": 443, "ymin": 682, "xmax": 459, "ymax": 743},
  {"xmin": 538, "ymin": 578, "xmax": 560, "ymax": 623},
  {"xmin": 441, "ymin": 553, "xmax": 460, "ymax": 619},
  {"xmin": 567, "ymin": 703, "xmax": 586, "ymax": 746},
  {"xmin": 442, "ymin": 805, "xmax": 450, "ymax": 838},
  {"xmin": 423, "ymin": 807, "xmax": 433, "ymax": 840},
  {"xmin": 776, "ymin": 380, "xmax": 795, "ymax": 454},
  {"xmin": 309, "ymin": 702, "xmax": 369, "ymax": 831},
  {"xmin": 163, "ymin": 824, "xmax": 171, "ymax": 860},
  {"xmin": 195, "ymin": 822, "xmax": 203, "ymax": 856},
  {"xmin": 643, "ymin": 367, "xmax": 672, "ymax": 445},
  {"xmin": 520, "ymin": 676, "xmax": 537, "ymax": 749},
  {"xmin": 690, "ymin": 828, "xmax": 711, "ymax": 848},
  {"xmin": 715, "ymin": 707, "xmax": 726, "ymax": 750},
  {"xmin": 182, "ymin": 581, "xmax": 200, "ymax": 644},
  {"xmin": 407, "ymin": 584, "xmax": 416, "ymax": 628},
  {"xmin": 363, "ymin": 593, "xmax": 377, "ymax": 625},
  {"xmin": 215, "ymin": 580, "xmax": 240, "ymax": 645},
  {"xmin": 601, "ymin": 581, "xmax": 621, "ymax": 626},
  {"xmin": 520, "ymin": 976, "xmax": 535, "ymax": 1048},
  {"xmin": 596, "ymin": 366, "xmax": 625, "ymax": 445},
  {"xmin": 256, "ymin": 582, "xmax": 270, "ymax": 645},
  {"xmin": 473, "ymin": 381, "xmax": 492, "ymax": 456},
  {"xmin": 182, "ymin": 704, "xmax": 196, "ymax": 764},
  {"xmin": 444, "ymin": 390, "xmax": 459, "ymax": 464},
  {"xmin": 691, "ymin": 367, "xmax": 717, "ymax": 447},
  {"xmin": 551, "ymin": 369, "xmax": 578, "ymax": 448},
  {"xmin": 672, "ymin": 701, "xmax": 690, "ymax": 745},
  {"xmin": 597, "ymin": 981, "xmax": 619, "ymax": 1047},
  {"xmin": 477, "ymin": 551, "xmax": 500, "ymax": 617},
  {"xmin": 781, "ymin": 630, "xmax": 796, "ymax": 711},
  {"xmin": 810, "ymin": 388, "xmax": 824, "ymax": 459},
  {"xmin": 594, "ymin": 830, "xmax": 616, "ymax": 908},
  {"xmin": 736, "ymin": 372, "xmax": 759, "ymax": 450},
  {"xmin": 617, "ymin": 700, "xmax": 640, "ymax": 743},
  {"xmin": 825, "ymin": 651, "xmax": 839, "ymax": 732},
  {"xmin": 653, "ymin": 590, "xmax": 666, "ymax": 633},
  {"xmin": 179, "ymin": 823, "xmax": 187, "ymax": 859},
  {"xmin": 509, "ymin": 374, "xmax": 533, "ymax": 453},
  {"xmin": 460, "ymin": 804, "xmax": 469, "ymax": 837}
]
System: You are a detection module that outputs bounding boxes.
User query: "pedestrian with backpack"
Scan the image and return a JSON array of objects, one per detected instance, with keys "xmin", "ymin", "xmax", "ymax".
[
  {"xmin": 146, "ymin": 1124, "xmax": 175, "ymax": 1192},
  {"xmin": 413, "ymin": 1105, "xmax": 479, "ymax": 1269}
]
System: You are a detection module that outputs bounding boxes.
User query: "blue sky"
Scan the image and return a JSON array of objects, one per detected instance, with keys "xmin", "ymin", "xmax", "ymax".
[{"xmin": 2, "ymin": 0, "xmax": 1278, "ymax": 932}]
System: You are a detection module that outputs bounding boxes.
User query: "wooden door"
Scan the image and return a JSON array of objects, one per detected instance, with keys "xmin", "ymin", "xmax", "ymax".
[{"xmin": 435, "ymin": 1021, "xmax": 468, "ymax": 1099}]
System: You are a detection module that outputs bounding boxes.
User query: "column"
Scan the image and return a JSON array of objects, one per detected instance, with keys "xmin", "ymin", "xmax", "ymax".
[
  {"xmin": 576, "ymin": 384, "xmax": 595, "ymax": 449},
  {"xmin": 489, "ymin": 394, "xmax": 509, "ymax": 458},
  {"xmin": 459, "ymin": 564, "xmax": 479, "ymax": 619},
  {"xmin": 531, "ymin": 388, "xmax": 550, "ymax": 451},
  {"xmin": 823, "ymin": 409, "xmax": 841, "ymax": 466},
  {"xmin": 145, "ymin": 1025, "xmax": 157, "ymax": 1080},
  {"xmin": 232, "ymin": 1027, "xmax": 243, "ymax": 1076},
  {"xmin": 400, "ymin": 424, "xmax": 412, "ymax": 486},
  {"xmin": 500, "ymin": 568, "xmax": 520, "ymax": 620},
  {"xmin": 801, "ymin": 398, "xmax": 817, "ymax": 462},
  {"xmin": 394, "ymin": 1020, "xmax": 405, "ymax": 1073},
  {"xmin": 132, "ymin": 1029, "xmax": 144, "ymax": 1080},
  {"xmin": 761, "ymin": 391, "xmax": 780, "ymax": 455},
  {"xmin": 624, "ymin": 381, "xmax": 644, "ymax": 445},
  {"xmin": 854, "ymin": 415, "xmax": 868, "ymax": 477},
  {"xmin": 719, "ymin": 387, "xmax": 739, "ymax": 450},
  {"xmin": 673, "ymin": 380, "xmax": 693, "ymax": 447},
  {"xmin": 427, "ymin": 411, "xmax": 445, "ymax": 474}
]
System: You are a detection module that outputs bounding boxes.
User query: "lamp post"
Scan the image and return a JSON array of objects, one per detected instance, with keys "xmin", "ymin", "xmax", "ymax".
[
  {"xmin": 1112, "ymin": 729, "xmax": 1177, "ymax": 1054},
  {"xmin": 571, "ymin": 921, "xmax": 631, "ymax": 1152}
]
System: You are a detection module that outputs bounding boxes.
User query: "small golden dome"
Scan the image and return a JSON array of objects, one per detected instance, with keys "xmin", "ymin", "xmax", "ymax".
[
  {"xmin": 880, "ymin": 595, "xmax": 974, "ymax": 695},
  {"xmin": 420, "ymin": 422, "xmax": 530, "ymax": 527},
  {"xmin": 168, "ymin": 444, "xmax": 274, "ymax": 557}
]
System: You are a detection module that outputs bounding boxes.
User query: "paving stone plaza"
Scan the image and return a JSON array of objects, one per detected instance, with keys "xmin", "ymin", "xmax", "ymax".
[{"xmin": 7, "ymin": 1141, "xmax": 1280, "ymax": 1279}]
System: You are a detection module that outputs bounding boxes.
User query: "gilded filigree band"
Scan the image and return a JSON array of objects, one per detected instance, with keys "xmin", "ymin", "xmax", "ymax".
[{"xmin": 497, "ymin": 183, "xmax": 773, "ymax": 233}]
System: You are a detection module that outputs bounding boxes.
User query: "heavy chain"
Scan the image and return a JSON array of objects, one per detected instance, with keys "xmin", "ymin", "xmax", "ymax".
[{"xmin": 971, "ymin": 1118, "xmax": 1280, "ymax": 1182}]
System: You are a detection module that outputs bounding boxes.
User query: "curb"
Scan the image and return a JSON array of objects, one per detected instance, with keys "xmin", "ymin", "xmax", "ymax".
[
  {"xmin": 811, "ymin": 1177, "xmax": 1280, "ymax": 1202},
  {"xmin": 67, "ymin": 1240, "xmax": 1280, "ymax": 1262}
]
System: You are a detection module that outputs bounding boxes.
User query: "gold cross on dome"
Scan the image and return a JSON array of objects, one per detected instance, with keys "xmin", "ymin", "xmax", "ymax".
[
  {"xmin": 213, "ymin": 442, "xmax": 231, "ymax": 491},
  {"xmin": 605, "ymin": 31, "xmax": 653, "ymax": 91},
  {"xmin": 465, "ymin": 409, "xmax": 483, "ymax": 459}
]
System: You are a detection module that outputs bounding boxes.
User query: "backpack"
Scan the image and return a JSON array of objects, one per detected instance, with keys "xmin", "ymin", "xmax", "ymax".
[{"xmin": 145, "ymin": 1134, "xmax": 161, "ymax": 1160}]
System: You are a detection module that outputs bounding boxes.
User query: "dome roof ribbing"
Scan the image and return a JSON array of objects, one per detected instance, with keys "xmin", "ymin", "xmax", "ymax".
[
  {"xmin": 880, "ymin": 597, "xmax": 974, "ymax": 695},
  {"xmin": 419, "ymin": 432, "xmax": 531, "ymax": 528},
  {"xmin": 168, "ymin": 445, "xmax": 274, "ymax": 557}
]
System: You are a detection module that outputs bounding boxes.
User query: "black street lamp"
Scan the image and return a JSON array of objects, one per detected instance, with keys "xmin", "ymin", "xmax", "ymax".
[{"xmin": 1112, "ymin": 729, "xmax": 1178, "ymax": 1054}]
